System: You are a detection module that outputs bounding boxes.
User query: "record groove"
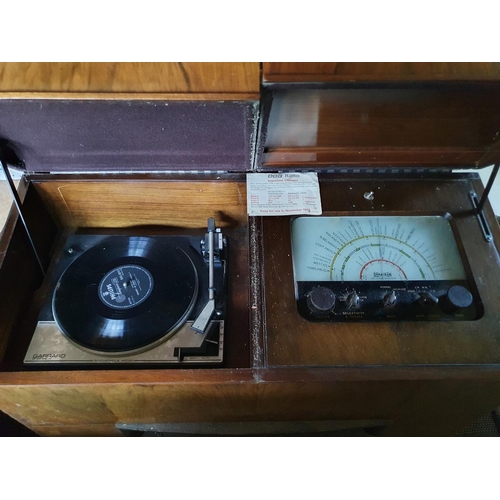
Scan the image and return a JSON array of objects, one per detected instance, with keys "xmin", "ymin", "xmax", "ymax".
[{"xmin": 53, "ymin": 236, "xmax": 198, "ymax": 353}]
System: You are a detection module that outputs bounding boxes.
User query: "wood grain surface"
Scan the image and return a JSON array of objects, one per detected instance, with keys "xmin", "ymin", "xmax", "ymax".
[
  {"xmin": 0, "ymin": 62, "xmax": 260, "ymax": 98},
  {"xmin": 1, "ymin": 64, "xmax": 500, "ymax": 435},
  {"xmin": 263, "ymin": 62, "xmax": 500, "ymax": 82},
  {"xmin": 33, "ymin": 177, "xmax": 248, "ymax": 228},
  {"xmin": 262, "ymin": 175, "xmax": 500, "ymax": 367},
  {"xmin": 0, "ymin": 175, "xmax": 496, "ymax": 436},
  {"xmin": 262, "ymin": 87, "xmax": 500, "ymax": 168},
  {"xmin": 1, "ymin": 366, "xmax": 500, "ymax": 436},
  {"xmin": 0, "ymin": 92, "xmax": 259, "ymax": 101}
]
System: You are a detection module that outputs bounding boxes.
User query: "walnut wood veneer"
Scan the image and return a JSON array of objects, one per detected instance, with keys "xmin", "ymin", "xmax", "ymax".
[{"xmin": 0, "ymin": 62, "xmax": 260, "ymax": 100}]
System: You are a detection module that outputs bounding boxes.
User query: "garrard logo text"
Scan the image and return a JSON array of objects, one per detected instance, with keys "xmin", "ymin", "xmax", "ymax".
[{"xmin": 33, "ymin": 353, "xmax": 67, "ymax": 360}]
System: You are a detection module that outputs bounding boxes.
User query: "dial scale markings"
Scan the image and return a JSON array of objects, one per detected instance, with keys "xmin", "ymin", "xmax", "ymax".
[
  {"xmin": 292, "ymin": 216, "xmax": 466, "ymax": 283},
  {"xmin": 291, "ymin": 216, "xmax": 478, "ymax": 322}
]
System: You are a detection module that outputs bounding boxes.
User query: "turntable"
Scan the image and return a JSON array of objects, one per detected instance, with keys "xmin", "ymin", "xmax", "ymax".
[{"xmin": 24, "ymin": 218, "xmax": 228, "ymax": 365}]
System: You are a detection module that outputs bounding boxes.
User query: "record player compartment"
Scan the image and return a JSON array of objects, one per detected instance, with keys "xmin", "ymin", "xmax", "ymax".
[{"xmin": 0, "ymin": 176, "xmax": 251, "ymax": 370}]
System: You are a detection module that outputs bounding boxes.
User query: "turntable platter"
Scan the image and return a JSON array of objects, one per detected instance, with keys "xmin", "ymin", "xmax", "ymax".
[{"xmin": 53, "ymin": 236, "xmax": 198, "ymax": 354}]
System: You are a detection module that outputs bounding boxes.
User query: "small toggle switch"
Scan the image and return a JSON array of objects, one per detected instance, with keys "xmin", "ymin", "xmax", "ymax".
[{"xmin": 418, "ymin": 292, "xmax": 439, "ymax": 307}]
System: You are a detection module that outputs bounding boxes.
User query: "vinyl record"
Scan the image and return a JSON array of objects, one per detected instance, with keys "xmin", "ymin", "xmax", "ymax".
[{"xmin": 52, "ymin": 236, "xmax": 198, "ymax": 353}]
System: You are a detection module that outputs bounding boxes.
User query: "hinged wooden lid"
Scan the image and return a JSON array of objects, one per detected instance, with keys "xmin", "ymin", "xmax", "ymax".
[
  {"xmin": 258, "ymin": 82, "xmax": 500, "ymax": 170},
  {"xmin": 0, "ymin": 63, "xmax": 260, "ymax": 175}
]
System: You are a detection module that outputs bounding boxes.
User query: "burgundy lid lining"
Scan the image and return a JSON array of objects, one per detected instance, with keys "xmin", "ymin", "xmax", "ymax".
[{"xmin": 0, "ymin": 99, "xmax": 258, "ymax": 173}]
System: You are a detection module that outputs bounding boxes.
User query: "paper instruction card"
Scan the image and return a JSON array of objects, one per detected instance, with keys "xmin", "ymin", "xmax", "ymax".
[{"xmin": 246, "ymin": 172, "xmax": 322, "ymax": 216}]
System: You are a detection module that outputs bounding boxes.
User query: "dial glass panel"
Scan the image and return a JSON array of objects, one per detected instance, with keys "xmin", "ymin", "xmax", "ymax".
[{"xmin": 291, "ymin": 216, "xmax": 467, "ymax": 282}]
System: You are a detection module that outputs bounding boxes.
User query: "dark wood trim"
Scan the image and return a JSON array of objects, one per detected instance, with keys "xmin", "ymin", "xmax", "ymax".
[
  {"xmin": 263, "ymin": 63, "xmax": 500, "ymax": 83},
  {"xmin": 262, "ymin": 147, "xmax": 488, "ymax": 169},
  {"xmin": 3, "ymin": 365, "xmax": 500, "ymax": 386}
]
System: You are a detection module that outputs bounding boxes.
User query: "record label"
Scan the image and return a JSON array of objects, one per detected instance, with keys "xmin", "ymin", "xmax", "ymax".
[{"xmin": 98, "ymin": 265, "xmax": 154, "ymax": 310}]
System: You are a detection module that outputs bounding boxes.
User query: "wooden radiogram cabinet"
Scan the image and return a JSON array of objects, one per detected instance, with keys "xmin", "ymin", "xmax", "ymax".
[{"xmin": 1, "ymin": 62, "xmax": 500, "ymax": 436}]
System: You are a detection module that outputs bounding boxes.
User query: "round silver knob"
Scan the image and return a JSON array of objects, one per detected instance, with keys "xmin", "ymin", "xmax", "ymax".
[
  {"xmin": 383, "ymin": 291, "xmax": 397, "ymax": 308},
  {"xmin": 346, "ymin": 291, "xmax": 360, "ymax": 309}
]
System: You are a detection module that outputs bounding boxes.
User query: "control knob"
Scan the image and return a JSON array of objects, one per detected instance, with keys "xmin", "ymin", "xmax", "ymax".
[
  {"xmin": 383, "ymin": 290, "xmax": 397, "ymax": 308},
  {"xmin": 443, "ymin": 285, "xmax": 473, "ymax": 311},
  {"xmin": 345, "ymin": 291, "xmax": 360, "ymax": 309},
  {"xmin": 307, "ymin": 286, "xmax": 336, "ymax": 313}
]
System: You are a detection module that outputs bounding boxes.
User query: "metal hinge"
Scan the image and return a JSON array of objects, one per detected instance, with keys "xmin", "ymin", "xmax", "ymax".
[
  {"xmin": 0, "ymin": 143, "xmax": 46, "ymax": 275},
  {"xmin": 469, "ymin": 163, "xmax": 500, "ymax": 242}
]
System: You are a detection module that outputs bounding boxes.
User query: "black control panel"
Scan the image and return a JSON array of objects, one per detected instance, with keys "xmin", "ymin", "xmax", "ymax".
[{"xmin": 296, "ymin": 280, "xmax": 482, "ymax": 322}]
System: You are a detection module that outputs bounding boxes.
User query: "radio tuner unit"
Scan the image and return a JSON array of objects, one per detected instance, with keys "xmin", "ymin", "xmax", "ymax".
[{"xmin": 291, "ymin": 215, "xmax": 482, "ymax": 322}]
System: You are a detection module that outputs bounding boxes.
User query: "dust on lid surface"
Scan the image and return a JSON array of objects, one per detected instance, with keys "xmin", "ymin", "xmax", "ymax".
[{"xmin": 0, "ymin": 99, "xmax": 258, "ymax": 173}]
